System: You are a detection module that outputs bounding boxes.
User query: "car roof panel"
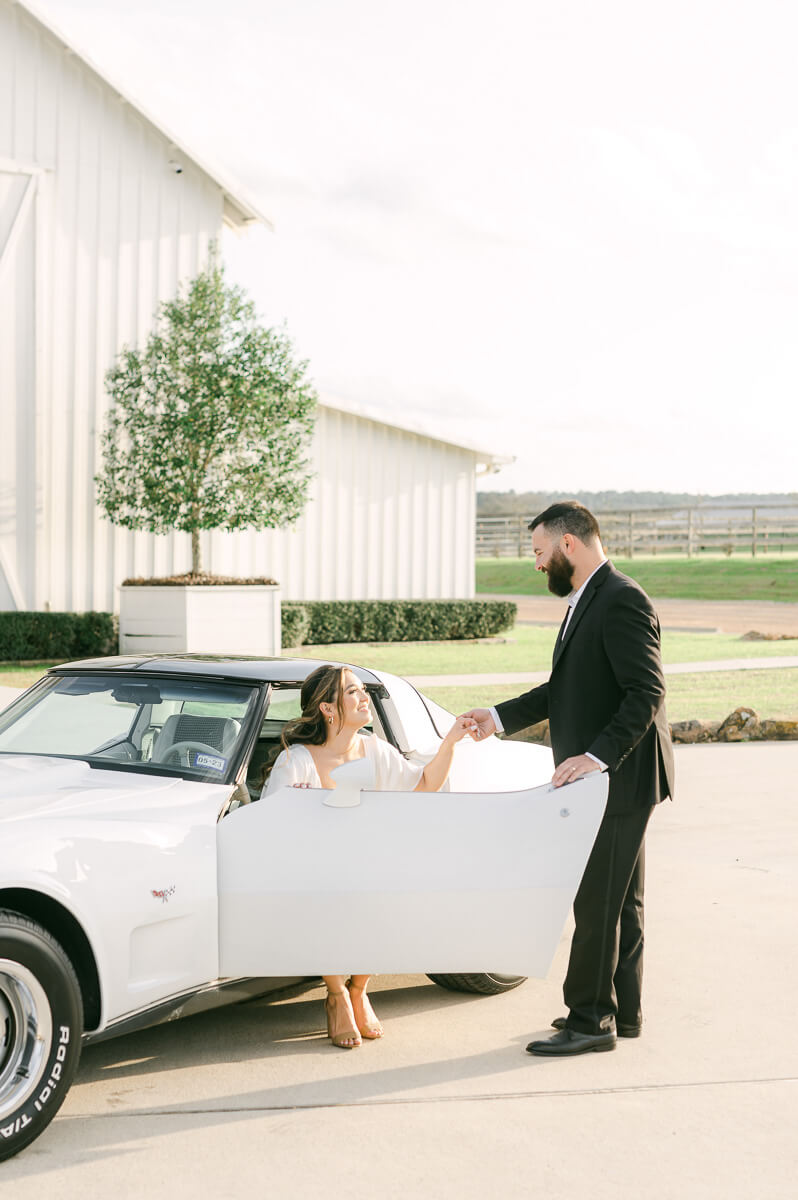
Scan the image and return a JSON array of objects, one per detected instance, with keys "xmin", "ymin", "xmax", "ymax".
[{"xmin": 51, "ymin": 654, "xmax": 384, "ymax": 687}]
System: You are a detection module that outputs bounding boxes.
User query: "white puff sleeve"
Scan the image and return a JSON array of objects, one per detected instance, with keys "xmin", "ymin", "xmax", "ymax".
[
  {"xmin": 367, "ymin": 736, "xmax": 425, "ymax": 791},
  {"xmin": 261, "ymin": 745, "xmax": 318, "ymax": 797}
]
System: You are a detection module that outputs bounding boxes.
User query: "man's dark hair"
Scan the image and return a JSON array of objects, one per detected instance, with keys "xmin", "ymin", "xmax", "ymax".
[{"xmin": 529, "ymin": 500, "xmax": 602, "ymax": 545}]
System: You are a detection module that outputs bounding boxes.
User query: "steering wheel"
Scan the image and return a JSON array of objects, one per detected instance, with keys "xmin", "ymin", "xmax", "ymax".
[{"xmin": 160, "ymin": 740, "xmax": 224, "ymax": 768}]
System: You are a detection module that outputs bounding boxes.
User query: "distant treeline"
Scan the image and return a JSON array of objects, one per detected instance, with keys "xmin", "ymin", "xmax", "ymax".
[{"xmin": 476, "ymin": 491, "xmax": 798, "ymax": 516}]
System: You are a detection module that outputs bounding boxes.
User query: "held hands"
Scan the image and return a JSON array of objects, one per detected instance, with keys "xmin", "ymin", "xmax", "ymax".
[
  {"xmin": 551, "ymin": 754, "xmax": 601, "ymax": 788},
  {"xmin": 458, "ymin": 708, "xmax": 497, "ymax": 742},
  {"xmin": 445, "ymin": 714, "xmax": 480, "ymax": 744}
]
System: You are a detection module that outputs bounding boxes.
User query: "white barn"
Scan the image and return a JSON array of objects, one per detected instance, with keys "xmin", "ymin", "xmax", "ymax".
[
  {"xmin": 0, "ymin": 0, "xmax": 507, "ymax": 614},
  {"xmin": 212, "ymin": 393, "xmax": 507, "ymax": 602}
]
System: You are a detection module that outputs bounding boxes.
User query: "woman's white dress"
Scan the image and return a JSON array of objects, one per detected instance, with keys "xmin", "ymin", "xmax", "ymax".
[{"xmin": 262, "ymin": 735, "xmax": 423, "ymax": 796}]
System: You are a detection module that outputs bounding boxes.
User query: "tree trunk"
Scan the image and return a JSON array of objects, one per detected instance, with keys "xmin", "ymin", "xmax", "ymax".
[{"xmin": 191, "ymin": 527, "xmax": 202, "ymax": 574}]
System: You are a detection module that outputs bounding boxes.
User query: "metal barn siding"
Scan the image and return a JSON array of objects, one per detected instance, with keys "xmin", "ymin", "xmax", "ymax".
[
  {"xmin": 0, "ymin": 0, "xmax": 247, "ymax": 612},
  {"xmin": 204, "ymin": 403, "xmax": 479, "ymax": 601}
]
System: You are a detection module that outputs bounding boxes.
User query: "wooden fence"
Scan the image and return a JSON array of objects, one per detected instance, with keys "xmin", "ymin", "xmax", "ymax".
[{"xmin": 476, "ymin": 505, "xmax": 798, "ymax": 559}]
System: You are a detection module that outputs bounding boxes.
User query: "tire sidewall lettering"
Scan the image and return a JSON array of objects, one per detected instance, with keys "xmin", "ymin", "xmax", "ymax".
[
  {"xmin": 1, "ymin": 1019, "xmax": 74, "ymax": 1132},
  {"xmin": 0, "ymin": 916, "xmax": 83, "ymax": 1162}
]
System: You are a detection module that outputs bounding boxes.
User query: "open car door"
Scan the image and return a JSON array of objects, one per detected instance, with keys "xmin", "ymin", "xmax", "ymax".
[{"xmin": 217, "ymin": 769, "xmax": 607, "ymax": 979}]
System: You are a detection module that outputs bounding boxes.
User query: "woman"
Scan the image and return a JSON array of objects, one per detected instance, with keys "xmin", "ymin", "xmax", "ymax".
[{"xmin": 262, "ymin": 663, "xmax": 473, "ymax": 1049}]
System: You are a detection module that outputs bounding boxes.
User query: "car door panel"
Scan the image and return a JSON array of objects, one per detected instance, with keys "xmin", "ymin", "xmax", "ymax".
[{"xmin": 217, "ymin": 771, "xmax": 607, "ymax": 978}]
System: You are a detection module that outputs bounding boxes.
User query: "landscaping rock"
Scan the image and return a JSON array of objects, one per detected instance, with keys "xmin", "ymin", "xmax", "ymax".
[
  {"xmin": 669, "ymin": 719, "xmax": 721, "ymax": 744},
  {"xmin": 506, "ymin": 709, "xmax": 794, "ymax": 749},
  {"xmin": 716, "ymin": 707, "xmax": 761, "ymax": 741},
  {"xmin": 759, "ymin": 718, "xmax": 798, "ymax": 740},
  {"xmin": 741, "ymin": 630, "xmax": 798, "ymax": 641}
]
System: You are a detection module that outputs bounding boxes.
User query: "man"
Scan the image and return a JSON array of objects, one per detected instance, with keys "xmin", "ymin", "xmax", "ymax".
[{"xmin": 462, "ymin": 500, "xmax": 674, "ymax": 1056}]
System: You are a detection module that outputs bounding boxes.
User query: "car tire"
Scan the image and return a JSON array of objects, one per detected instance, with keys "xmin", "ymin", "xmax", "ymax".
[
  {"xmin": 0, "ymin": 911, "xmax": 83, "ymax": 1162},
  {"xmin": 426, "ymin": 973, "xmax": 527, "ymax": 995}
]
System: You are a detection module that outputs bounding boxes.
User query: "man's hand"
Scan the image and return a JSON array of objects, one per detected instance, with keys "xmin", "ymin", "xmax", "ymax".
[
  {"xmin": 459, "ymin": 708, "xmax": 496, "ymax": 742},
  {"xmin": 552, "ymin": 754, "xmax": 601, "ymax": 788}
]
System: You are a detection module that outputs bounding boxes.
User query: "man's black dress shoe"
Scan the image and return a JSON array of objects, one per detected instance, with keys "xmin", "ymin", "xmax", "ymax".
[
  {"xmin": 526, "ymin": 1028, "xmax": 616, "ymax": 1056},
  {"xmin": 551, "ymin": 1016, "xmax": 641, "ymax": 1038}
]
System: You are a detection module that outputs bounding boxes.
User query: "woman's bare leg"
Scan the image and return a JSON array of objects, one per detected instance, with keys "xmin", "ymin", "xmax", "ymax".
[{"xmin": 347, "ymin": 975, "xmax": 383, "ymax": 1038}]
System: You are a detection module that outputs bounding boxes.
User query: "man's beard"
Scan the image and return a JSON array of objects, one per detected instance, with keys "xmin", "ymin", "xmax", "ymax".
[{"xmin": 545, "ymin": 548, "xmax": 575, "ymax": 597}]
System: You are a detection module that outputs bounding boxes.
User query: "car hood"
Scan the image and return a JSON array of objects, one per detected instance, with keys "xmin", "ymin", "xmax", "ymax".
[{"xmin": 0, "ymin": 754, "xmax": 198, "ymax": 821}]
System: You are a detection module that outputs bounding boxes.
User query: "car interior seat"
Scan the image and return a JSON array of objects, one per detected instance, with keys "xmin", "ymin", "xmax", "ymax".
[{"xmin": 152, "ymin": 713, "xmax": 241, "ymax": 763}]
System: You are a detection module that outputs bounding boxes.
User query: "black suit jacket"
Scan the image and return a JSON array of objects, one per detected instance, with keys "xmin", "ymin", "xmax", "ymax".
[{"xmin": 496, "ymin": 562, "xmax": 675, "ymax": 814}]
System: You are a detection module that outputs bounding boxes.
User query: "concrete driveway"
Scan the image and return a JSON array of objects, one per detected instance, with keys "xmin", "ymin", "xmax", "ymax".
[{"xmin": 3, "ymin": 742, "xmax": 796, "ymax": 1197}]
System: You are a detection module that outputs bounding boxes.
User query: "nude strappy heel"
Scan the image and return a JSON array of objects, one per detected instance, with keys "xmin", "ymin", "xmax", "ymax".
[{"xmin": 325, "ymin": 988, "xmax": 362, "ymax": 1049}]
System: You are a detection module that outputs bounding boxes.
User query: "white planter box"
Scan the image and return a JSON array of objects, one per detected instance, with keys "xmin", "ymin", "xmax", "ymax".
[{"xmin": 119, "ymin": 585, "xmax": 281, "ymax": 657}]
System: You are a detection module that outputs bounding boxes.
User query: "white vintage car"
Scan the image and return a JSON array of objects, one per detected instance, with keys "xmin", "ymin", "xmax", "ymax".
[{"xmin": 0, "ymin": 654, "xmax": 607, "ymax": 1161}]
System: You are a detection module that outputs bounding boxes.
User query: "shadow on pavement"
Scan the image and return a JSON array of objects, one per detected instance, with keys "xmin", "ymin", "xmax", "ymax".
[
  {"xmin": 7, "ymin": 981, "xmax": 554, "ymax": 1177},
  {"xmin": 75, "ymin": 979, "xmax": 532, "ymax": 1083}
]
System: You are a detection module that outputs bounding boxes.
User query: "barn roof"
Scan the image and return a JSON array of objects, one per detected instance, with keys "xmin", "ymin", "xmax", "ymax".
[
  {"xmin": 19, "ymin": 0, "xmax": 270, "ymax": 231},
  {"xmin": 319, "ymin": 393, "xmax": 513, "ymax": 469}
]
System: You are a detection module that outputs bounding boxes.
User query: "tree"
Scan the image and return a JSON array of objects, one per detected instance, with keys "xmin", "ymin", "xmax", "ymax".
[{"xmin": 95, "ymin": 252, "xmax": 317, "ymax": 574}]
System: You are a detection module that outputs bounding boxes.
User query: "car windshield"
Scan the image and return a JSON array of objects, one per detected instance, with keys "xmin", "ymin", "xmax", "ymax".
[{"xmin": 0, "ymin": 674, "xmax": 260, "ymax": 783}]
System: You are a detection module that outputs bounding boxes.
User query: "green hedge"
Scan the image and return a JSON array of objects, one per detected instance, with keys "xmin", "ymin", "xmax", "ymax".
[
  {"xmin": 281, "ymin": 600, "xmax": 517, "ymax": 644},
  {"xmin": 0, "ymin": 601, "xmax": 517, "ymax": 661},
  {"xmin": 280, "ymin": 604, "xmax": 312, "ymax": 648},
  {"xmin": 0, "ymin": 612, "xmax": 118, "ymax": 662}
]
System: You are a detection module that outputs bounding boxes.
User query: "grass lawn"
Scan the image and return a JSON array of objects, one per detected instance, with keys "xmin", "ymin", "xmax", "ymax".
[
  {"xmin": 420, "ymin": 669, "xmax": 798, "ymax": 725},
  {"xmin": 4, "ymin": 633, "xmax": 798, "ymax": 724},
  {"xmin": 5, "ymin": 628, "xmax": 795, "ymax": 691},
  {"xmin": 476, "ymin": 554, "xmax": 798, "ymax": 603},
  {"xmin": 299, "ymin": 627, "xmax": 557, "ymax": 673},
  {"xmin": 0, "ymin": 663, "xmax": 58, "ymax": 688},
  {"xmin": 296, "ymin": 626, "xmax": 798, "ymax": 676}
]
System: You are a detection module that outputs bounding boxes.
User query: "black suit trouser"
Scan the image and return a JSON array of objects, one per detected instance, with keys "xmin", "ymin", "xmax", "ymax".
[{"xmin": 564, "ymin": 803, "xmax": 653, "ymax": 1036}]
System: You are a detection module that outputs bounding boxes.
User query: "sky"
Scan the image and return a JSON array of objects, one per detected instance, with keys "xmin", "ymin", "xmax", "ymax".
[{"xmin": 33, "ymin": 0, "xmax": 798, "ymax": 494}]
